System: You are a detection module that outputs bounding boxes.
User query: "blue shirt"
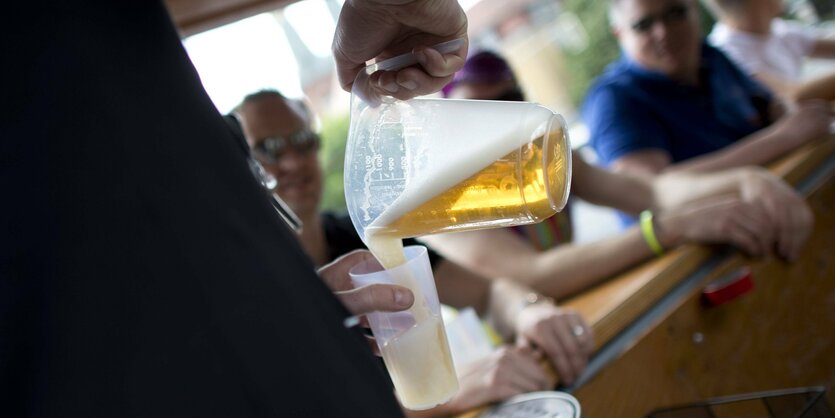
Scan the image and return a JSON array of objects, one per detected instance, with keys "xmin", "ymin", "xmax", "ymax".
[{"xmin": 583, "ymin": 43, "xmax": 773, "ymax": 166}]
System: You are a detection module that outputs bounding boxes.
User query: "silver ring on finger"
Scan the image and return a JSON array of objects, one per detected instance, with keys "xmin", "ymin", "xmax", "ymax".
[{"xmin": 572, "ymin": 324, "xmax": 585, "ymax": 338}]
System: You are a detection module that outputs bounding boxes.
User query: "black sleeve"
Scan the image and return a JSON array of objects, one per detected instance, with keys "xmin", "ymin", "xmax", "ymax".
[
  {"xmin": 321, "ymin": 212, "xmax": 370, "ymax": 262},
  {"xmin": 222, "ymin": 113, "xmax": 250, "ymax": 156},
  {"xmin": 3, "ymin": 2, "xmax": 403, "ymax": 416}
]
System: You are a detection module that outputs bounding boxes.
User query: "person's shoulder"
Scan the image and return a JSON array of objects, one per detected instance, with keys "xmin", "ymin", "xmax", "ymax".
[
  {"xmin": 704, "ymin": 42, "xmax": 743, "ymax": 70},
  {"xmin": 320, "ymin": 211, "xmax": 343, "ymax": 223},
  {"xmin": 321, "ymin": 211, "xmax": 353, "ymax": 230},
  {"xmin": 707, "ymin": 21, "xmax": 733, "ymax": 45},
  {"xmin": 590, "ymin": 59, "xmax": 635, "ymax": 90},
  {"xmin": 772, "ymin": 18, "xmax": 819, "ymax": 52},
  {"xmin": 584, "ymin": 60, "xmax": 638, "ymax": 107},
  {"xmin": 702, "ymin": 42, "xmax": 725, "ymax": 58},
  {"xmin": 706, "ymin": 42, "xmax": 759, "ymax": 80},
  {"xmin": 703, "ymin": 42, "xmax": 773, "ymax": 100},
  {"xmin": 772, "ymin": 18, "xmax": 813, "ymax": 36},
  {"xmin": 583, "ymin": 71, "xmax": 650, "ymax": 134},
  {"xmin": 320, "ymin": 211, "xmax": 368, "ymax": 261}
]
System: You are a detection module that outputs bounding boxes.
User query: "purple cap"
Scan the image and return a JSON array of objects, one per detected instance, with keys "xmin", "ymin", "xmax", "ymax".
[{"xmin": 442, "ymin": 50, "xmax": 515, "ymax": 97}]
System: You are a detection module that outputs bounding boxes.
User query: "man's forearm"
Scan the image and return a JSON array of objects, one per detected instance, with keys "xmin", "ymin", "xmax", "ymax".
[
  {"xmin": 523, "ymin": 228, "xmax": 655, "ymax": 299},
  {"xmin": 663, "ymin": 125, "xmax": 794, "ymax": 173},
  {"xmin": 794, "ymin": 72, "xmax": 835, "ymax": 102},
  {"xmin": 573, "ymin": 156, "xmax": 655, "ymax": 215},
  {"xmin": 652, "ymin": 167, "xmax": 761, "ymax": 209}
]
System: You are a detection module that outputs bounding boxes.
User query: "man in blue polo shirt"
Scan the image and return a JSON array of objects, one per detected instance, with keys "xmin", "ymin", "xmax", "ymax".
[{"xmin": 584, "ymin": 0, "xmax": 832, "ymax": 178}]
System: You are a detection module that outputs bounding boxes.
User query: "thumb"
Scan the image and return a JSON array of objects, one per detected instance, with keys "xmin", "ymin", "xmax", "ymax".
[{"xmin": 337, "ymin": 283, "xmax": 414, "ymax": 316}]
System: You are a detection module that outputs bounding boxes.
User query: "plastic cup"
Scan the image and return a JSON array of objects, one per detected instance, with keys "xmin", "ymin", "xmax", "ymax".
[{"xmin": 349, "ymin": 245, "xmax": 459, "ymax": 410}]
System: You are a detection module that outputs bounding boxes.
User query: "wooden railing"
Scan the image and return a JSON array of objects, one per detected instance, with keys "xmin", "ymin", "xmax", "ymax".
[
  {"xmin": 564, "ymin": 136, "xmax": 835, "ymax": 418},
  {"xmin": 458, "ymin": 135, "xmax": 835, "ymax": 418},
  {"xmin": 563, "ymin": 136, "xmax": 835, "ymax": 353}
]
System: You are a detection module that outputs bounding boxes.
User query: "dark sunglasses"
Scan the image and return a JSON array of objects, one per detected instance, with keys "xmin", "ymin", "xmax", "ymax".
[
  {"xmin": 252, "ymin": 128, "xmax": 320, "ymax": 164},
  {"xmin": 630, "ymin": 3, "xmax": 689, "ymax": 33}
]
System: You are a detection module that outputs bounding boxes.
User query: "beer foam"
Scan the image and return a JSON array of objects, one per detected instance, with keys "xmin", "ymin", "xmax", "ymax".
[{"xmin": 369, "ymin": 99, "xmax": 546, "ymax": 231}]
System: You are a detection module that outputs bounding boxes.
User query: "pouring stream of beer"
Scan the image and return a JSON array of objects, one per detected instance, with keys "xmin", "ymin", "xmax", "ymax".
[{"xmin": 365, "ymin": 234, "xmax": 432, "ymax": 323}]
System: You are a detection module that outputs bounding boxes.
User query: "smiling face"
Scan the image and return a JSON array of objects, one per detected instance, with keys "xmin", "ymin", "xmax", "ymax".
[
  {"xmin": 611, "ymin": 0, "xmax": 702, "ymax": 83},
  {"xmin": 237, "ymin": 95, "xmax": 322, "ymax": 216}
]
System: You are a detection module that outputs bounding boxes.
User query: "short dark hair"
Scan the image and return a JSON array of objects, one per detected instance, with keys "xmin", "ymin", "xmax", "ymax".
[
  {"xmin": 235, "ymin": 89, "xmax": 316, "ymax": 131},
  {"xmin": 239, "ymin": 89, "xmax": 286, "ymax": 107}
]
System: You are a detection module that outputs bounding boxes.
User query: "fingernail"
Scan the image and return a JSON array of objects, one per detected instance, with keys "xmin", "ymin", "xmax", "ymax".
[
  {"xmin": 379, "ymin": 80, "xmax": 399, "ymax": 93},
  {"xmin": 394, "ymin": 289, "xmax": 408, "ymax": 307},
  {"xmin": 399, "ymin": 80, "xmax": 417, "ymax": 91}
]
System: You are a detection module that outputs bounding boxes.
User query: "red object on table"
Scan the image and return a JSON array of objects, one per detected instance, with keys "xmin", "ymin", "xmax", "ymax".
[{"xmin": 701, "ymin": 267, "xmax": 754, "ymax": 307}]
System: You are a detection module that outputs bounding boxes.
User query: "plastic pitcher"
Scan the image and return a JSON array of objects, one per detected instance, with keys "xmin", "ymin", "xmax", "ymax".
[
  {"xmin": 344, "ymin": 41, "xmax": 572, "ymax": 250},
  {"xmin": 342, "ymin": 41, "xmax": 572, "ymax": 411}
]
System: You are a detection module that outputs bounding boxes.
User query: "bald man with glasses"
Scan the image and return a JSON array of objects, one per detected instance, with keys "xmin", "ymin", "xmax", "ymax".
[{"xmin": 235, "ymin": 90, "xmax": 324, "ymax": 235}]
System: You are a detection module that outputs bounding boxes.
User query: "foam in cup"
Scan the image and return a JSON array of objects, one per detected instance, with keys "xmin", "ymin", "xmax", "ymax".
[{"xmin": 379, "ymin": 315, "xmax": 459, "ymax": 410}]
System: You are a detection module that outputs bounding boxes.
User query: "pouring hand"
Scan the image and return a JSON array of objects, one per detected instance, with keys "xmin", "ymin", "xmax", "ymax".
[{"xmin": 333, "ymin": 0, "xmax": 468, "ymax": 101}]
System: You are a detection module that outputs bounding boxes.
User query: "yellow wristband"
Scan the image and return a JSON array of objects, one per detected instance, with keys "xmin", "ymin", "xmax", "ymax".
[{"xmin": 640, "ymin": 210, "xmax": 665, "ymax": 256}]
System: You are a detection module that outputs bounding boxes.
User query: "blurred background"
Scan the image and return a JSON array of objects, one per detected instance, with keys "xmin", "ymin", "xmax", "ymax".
[{"xmin": 167, "ymin": 0, "xmax": 834, "ymax": 240}]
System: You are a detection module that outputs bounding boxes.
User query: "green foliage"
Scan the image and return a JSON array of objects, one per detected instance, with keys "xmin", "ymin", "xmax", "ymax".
[
  {"xmin": 560, "ymin": 0, "xmax": 621, "ymax": 108},
  {"xmin": 318, "ymin": 112, "xmax": 351, "ymax": 212},
  {"xmin": 698, "ymin": 2, "xmax": 717, "ymax": 36}
]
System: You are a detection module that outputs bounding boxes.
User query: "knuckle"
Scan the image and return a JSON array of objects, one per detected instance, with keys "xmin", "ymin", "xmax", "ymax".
[
  {"xmin": 367, "ymin": 284, "xmax": 385, "ymax": 303},
  {"xmin": 343, "ymin": 291, "xmax": 369, "ymax": 315},
  {"xmin": 489, "ymin": 371, "xmax": 506, "ymax": 386},
  {"xmin": 361, "ymin": 287, "xmax": 380, "ymax": 310}
]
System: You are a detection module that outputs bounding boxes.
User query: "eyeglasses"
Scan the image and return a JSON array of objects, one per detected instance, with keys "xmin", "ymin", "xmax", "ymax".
[
  {"xmin": 629, "ymin": 3, "xmax": 689, "ymax": 33},
  {"xmin": 251, "ymin": 128, "xmax": 320, "ymax": 164}
]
